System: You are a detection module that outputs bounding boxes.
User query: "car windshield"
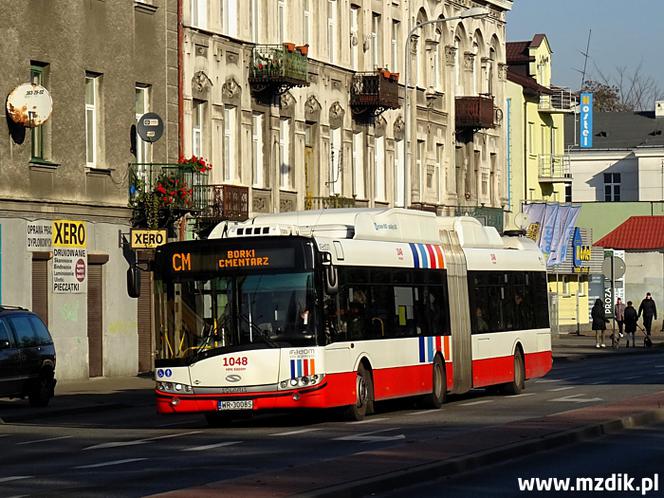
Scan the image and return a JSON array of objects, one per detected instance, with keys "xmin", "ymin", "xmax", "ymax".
[{"xmin": 156, "ymin": 271, "xmax": 318, "ymax": 361}]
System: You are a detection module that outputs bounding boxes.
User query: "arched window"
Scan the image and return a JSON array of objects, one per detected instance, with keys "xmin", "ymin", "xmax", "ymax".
[
  {"xmin": 472, "ymin": 40, "xmax": 479, "ymax": 95},
  {"xmin": 454, "ymin": 35, "xmax": 462, "ymax": 95}
]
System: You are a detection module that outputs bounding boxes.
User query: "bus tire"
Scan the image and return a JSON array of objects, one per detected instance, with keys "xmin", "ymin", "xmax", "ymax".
[
  {"xmin": 502, "ymin": 349, "xmax": 525, "ymax": 395},
  {"xmin": 345, "ymin": 364, "xmax": 373, "ymax": 421},
  {"xmin": 204, "ymin": 412, "xmax": 234, "ymax": 427},
  {"xmin": 423, "ymin": 355, "xmax": 446, "ymax": 409}
]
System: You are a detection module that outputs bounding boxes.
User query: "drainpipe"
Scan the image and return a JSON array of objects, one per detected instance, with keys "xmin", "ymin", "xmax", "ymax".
[
  {"xmin": 523, "ymin": 99, "xmax": 528, "ymax": 208},
  {"xmin": 177, "ymin": 0, "xmax": 184, "ymax": 159},
  {"xmin": 506, "ymin": 97, "xmax": 511, "ymax": 212}
]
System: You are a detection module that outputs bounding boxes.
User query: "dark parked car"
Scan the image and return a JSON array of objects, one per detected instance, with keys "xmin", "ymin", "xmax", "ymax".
[{"xmin": 0, "ymin": 306, "xmax": 56, "ymax": 406}]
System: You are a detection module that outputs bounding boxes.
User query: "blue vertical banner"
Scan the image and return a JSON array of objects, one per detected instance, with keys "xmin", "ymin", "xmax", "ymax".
[{"xmin": 580, "ymin": 92, "xmax": 593, "ymax": 148}]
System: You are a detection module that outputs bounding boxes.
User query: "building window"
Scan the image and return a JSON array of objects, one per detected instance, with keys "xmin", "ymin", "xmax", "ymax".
[
  {"xmin": 280, "ymin": 117, "xmax": 291, "ymax": 189},
  {"xmin": 252, "ymin": 113, "xmax": 264, "ymax": 187},
  {"xmin": 454, "ymin": 36, "xmax": 462, "ymax": 96},
  {"xmin": 565, "ymin": 183, "xmax": 572, "ymax": 203},
  {"xmin": 416, "ymin": 139, "xmax": 425, "ymax": 197},
  {"xmin": 481, "ymin": 171, "xmax": 489, "ymax": 196},
  {"xmin": 192, "ymin": 99, "xmax": 204, "ymax": 157},
  {"xmin": 303, "ymin": 0, "xmax": 311, "ymax": 52},
  {"xmin": 353, "ymin": 131, "xmax": 365, "ymax": 198},
  {"xmin": 528, "ymin": 122, "xmax": 535, "ymax": 154},
  {"xmin": 375, "ymin": 136, "xmax": 385, "ymax": 201},
  {"xmin": 135, "ymin": 85, "xmax": 151, "ymax": 165},
  {"xmin": 371, "ymin": 13, "xmax": 381, "ymax": 69},
  {"xmin": 329, "ymin": 127, "xmax": 342, "ymax": 196},
  {"xmin": 224, "ymin": 106, "xmax": 237, "ymax": 182},
  {"xmin": 222, "ymin": 0, "xmax": 238, "ymax": 37},
  {"xmin": 327, "ymin": 0, "xmax": 337, "ymax": 64},
  {"xmin": 433, "ymin": 36, "xmax": 441, "ymax": 91},
  {"xmin": 604, "ymin": 173, "xmax": 621, "ymax": 201},
  {"xmin": 472, "ymin": 40, "xmax": 479, "ymax": 96},
  {"xmin": 278, "ymin": 0, "xmax": 286, "ymax": 42},
  {"xmin": 191, "ymin": 0, "xmax": 207, "ymax": 29},
  {"xmin": 436, "ymin": 143, "xmax": 444, "ymax": 195},
  {"xmin": 85, "ymin": 73, "xmax": 100, "ymax": 167},
  {"xmin": 391, "ymin": 20, "xmax": 400, "ymax": 72},
  {"xmin": 350, "ymin": 5, "xmax": 359, "ymax": 70},
  {"xmin": 30, "ymin": 63, "xmax": 49, "ymax": 161},
  {"xmin": 251, "ymin": 0, "xmax": 259, "ymax": 42},
  {"xmin": 395, "ymin": 139, "xmax": 405, "ymax": 207}
]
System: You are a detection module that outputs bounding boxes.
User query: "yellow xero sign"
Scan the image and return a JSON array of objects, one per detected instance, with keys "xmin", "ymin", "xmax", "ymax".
[
  {"xmin": 53, "ymin": 220, "xmax": 86, "ymax": 248},
  {"xmin": 131, "ymin": 229, "xmax": 167, "ymax": 249}
]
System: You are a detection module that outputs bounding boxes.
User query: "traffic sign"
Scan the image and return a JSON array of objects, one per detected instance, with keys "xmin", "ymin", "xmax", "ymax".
[{"xmin": 602, "ymin": 256, "xmax": 625, "ymax": 280}]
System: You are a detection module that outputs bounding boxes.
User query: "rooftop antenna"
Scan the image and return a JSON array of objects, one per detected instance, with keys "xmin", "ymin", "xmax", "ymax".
[{"xmin": 572, "ymin": 29, "xmax": 592, "ymax": 91}]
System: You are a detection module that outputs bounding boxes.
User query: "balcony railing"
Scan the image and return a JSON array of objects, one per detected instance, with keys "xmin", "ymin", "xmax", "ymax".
[
  {"xmin": 192, "ymin": 184, "xmax": 249, "ymax": 223},
  {"xmin": 539, "ymin": 86, "xmax": 575, "ymax": 112},
  {"xmin": 350, "ymin": 69, "xmax": 400, "ymax": 121},
  {"xmin": 249, "ymin": 44, "xmax": 309, "ymax": 95},
  {"xmin": 451, "ymin": 205, "xmax": 504, "ymax": 233},
  {"xmin": 538, "ymin": 154, "xmax": 572, "ymax": 182},
  {"xmin": 455, "ymin": 95, "xmax": 495, "ymax": 129},
  {"xmin": 304, "ymin": 195, "xmax": 358, "ymax": 210}
]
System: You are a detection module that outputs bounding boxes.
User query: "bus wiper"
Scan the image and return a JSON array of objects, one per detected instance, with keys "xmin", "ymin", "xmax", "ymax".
[{"xmin": 239, "ymin": 313, "xmax": 279, "ymax": 347}]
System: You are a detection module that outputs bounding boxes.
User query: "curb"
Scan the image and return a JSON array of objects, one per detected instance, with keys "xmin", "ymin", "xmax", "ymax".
[{"xmin": 300, "ymin": 408, "xmax": 664, "ymax": 498}]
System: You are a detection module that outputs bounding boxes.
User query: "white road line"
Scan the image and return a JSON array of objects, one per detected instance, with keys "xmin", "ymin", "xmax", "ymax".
[
  {"xmin": 271, "ymin": 428, "xmax": 321, "ymax": 436},
  {"xmin": 547, "ymin": 386, "xmax": 576, "ymax": 392},
  {"xmin": 510, "ymin": 393, "xmax": 537, "ymax": 398},
  {"xmin": 459, "ymin": 400, "xmax": 494, "ymax": 407},
  {"xmin": 348, "ymin": 417, "xmax": 389, "ymax": 425},
  {"xmin": 623, "ymin": 375, "xmax": 642, "ymax": 380},
  {"xmin": 535, "ymin": 379, "xmax": 559, "ymax": 383},
  {"xmin": 588, "ymin": 381, "xmax": 605, "ymax": 385},
  {"xmin": 75, "ymin": 458, "xmax": 147, "ymax": 470},
  {"xmin": 334, "ymin": 428, "xmax": 405, "ymax": 442},
  {"xmin": 182, "ymin": 441, "xmax": 241, "ymax": 452},
  {"xmin": 408, "ymin": 410, "xmax": 433, "ymax": 416},
  {"xmin": 84, "ymin": 431, "xmax": 202, "ymax": 450},
  {"xmin": 144, "ymin": 431, "xmax": 203, "ymax": 441},
  {"xmin": 0, "ymin": 476, "xmax": 33, "ymax": 484},
  {"xmin": 17, "ymin": 435, "xmax": 72, "ymax": 446},
  {"xmin": 655, "ymin": 365, "xmax": 664, "ymax": 368},
  {"xmin": 655, "ymin": 372, "xmax": 664, "ymax": 375}
]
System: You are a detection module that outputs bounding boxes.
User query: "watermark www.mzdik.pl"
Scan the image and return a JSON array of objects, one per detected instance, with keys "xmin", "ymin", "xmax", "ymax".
[{"xmin": 517, "ymin": 473, "xmax": 659, "ymax": 495}]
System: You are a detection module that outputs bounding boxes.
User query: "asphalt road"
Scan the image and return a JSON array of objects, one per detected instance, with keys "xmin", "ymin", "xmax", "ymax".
[{"xmin": 1, "ymin": 352, "xmax": 663, "ymax": 497}]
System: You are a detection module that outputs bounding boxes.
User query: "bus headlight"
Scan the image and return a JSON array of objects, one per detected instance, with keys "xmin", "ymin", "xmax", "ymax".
[{"xmin": 281, "ymin": 374, "xmax": 324, "ymax": 390}]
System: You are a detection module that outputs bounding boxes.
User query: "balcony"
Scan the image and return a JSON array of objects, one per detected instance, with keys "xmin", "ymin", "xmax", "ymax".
[
  {"xmin": 193, "ymin": 184, "xmax": 249, "ymax": 227},
  {"xmin": 304, "ymin": 194, "xmax": 359, "ymax": 210},
  {"xmin": 455, "ymin": 95, "xmax": 496, "ymax": 129},
  {"xmin": 249, "ymin": 43, "xmax": 309, "ymax": 97},
  {"xmin": 350, "ymin": 69, "xmax": 400, "ymax": 122},
  {"xmin": 451, "ymin": 205, "xmax": 504, "ymax": 233},
  {"xmin": 538, "ymin": 154, "xmax": 572, "ymax": 182},
  {"xmin": 539, "ymin": 86, "xmax": 576, "ymax": 113}
]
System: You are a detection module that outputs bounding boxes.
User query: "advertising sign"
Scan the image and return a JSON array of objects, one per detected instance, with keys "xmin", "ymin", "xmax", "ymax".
[
  {"xmin": 26, "ymin": 222, "xmax": 52, "ymax": 252},
  {"xmin": 52, "ymin": 220, "xmax": 87, "ymax": 294},
  {"xmin": 580, "ymin": 92, "xmax": 593, "ymax": 148},
  {"xmin": 131, "ymin": 229, "xmax": 167, "ymax": 249},
  {"xmin": 572, "ymin": 227, "xmax": 591, "ymax": 273}
]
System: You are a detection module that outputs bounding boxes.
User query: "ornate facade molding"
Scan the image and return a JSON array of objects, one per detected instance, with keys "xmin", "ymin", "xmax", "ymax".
[
  {"xmin": 329, "ymin": 101, "xmax": 345, "ymax": 129},
  {"xmin": 305, "ymin": 95, "xmax": 321, "ymax": 122},
  {"xmin": 445, "ymin": 45, "xmax": 457, "ymax": 66},
  {"xmin": 463, "ymin": 52, "xmax": 475, "ymax": 71},
  {"xmin": 191, "ymin": 70, "xmax": 213, "ymax": 100},
  {"xmin": 221, "ymin": 77, "xmax": 241, "ymax": 100},
  {"xmin": 393, "ymin": 116, "xmax": 405, "ymax": 141}
]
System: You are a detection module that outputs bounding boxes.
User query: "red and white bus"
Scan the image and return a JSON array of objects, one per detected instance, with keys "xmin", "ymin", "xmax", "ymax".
[{"xmin": 152, "ymin": 208, "xmax": 551, "ymax": 424}]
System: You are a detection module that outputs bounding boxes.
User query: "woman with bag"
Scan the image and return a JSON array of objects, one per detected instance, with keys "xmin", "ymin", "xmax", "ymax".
[{"xmin": 591, "ymin": 298, "xmax": 608, "ymax": 348}]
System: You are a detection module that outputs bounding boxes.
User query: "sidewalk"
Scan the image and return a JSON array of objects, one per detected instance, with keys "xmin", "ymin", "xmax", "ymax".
[{"xmin": 553, "ymin": 330, "xmax": 663, "ymax": 362}]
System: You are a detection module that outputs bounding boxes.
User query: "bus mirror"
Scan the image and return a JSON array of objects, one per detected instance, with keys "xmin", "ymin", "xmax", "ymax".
[
  {"xmin": 325, "ymin": 265, "xmax": 338, "ymax": 295},
  {"xmin": 127, "ymin": 266, "xmax": 141, "ymax": 298}
]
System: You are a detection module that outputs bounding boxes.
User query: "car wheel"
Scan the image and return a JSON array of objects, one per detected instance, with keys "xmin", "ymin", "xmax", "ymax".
[
  {"xmin": 345, "ymin": 364, "xmax": 373, "ymax": 421},
  {"xmin": 29, "ymin": 371, "xmax": 54, "ymax": 407}
]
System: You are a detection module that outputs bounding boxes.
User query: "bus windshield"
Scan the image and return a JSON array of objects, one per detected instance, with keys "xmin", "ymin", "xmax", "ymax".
[{"xmin": 156, "ymin": 271, "xmax": 318, "ymax": 362}]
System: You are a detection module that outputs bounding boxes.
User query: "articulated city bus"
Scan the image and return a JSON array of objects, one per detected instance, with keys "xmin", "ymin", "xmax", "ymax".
[{"xmin": 152, "ymin": 208, "xmax": 551, "ymax": 425}]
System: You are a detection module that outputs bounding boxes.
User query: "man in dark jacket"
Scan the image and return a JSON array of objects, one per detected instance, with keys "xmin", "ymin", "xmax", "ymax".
[
  {"xmin": 638, "ymin": 292, "xmax": 657, "ymax": 336},
  {"xmin": 624, "ymin": 301, "xmax": 638, "ymax": 347}
]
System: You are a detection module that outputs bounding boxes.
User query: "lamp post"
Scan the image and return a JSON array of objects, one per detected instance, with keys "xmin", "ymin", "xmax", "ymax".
[{"xmin": 402, "ymin": 7, "xmax": 489, "ymax": 208}]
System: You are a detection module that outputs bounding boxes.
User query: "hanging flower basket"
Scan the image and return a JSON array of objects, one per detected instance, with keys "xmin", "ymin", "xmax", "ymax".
[
  {"xmin": 178, "ymin": 155, "xmax": 212, "ymax": 173},
  {"xmin": 296, "ymin": 44, "xmax": 309, "ymax": 56}
]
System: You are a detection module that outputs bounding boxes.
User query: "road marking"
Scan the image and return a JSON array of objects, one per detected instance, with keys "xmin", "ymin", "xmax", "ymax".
[
  {"xmin": 348, "ymin": 417, "xmax": 389, "ymax": 425},
  {"xmin": 408, "ymin": 410, "xmax": 433, "ymax": 416},
  {"xmin": 547, "ymin": 386, "xmax": 576, "ymax": 392},
  {"xmin": 335, "ymin": 428, "xmax": 405, "ymax": 442},
  {"xmin": 17, "ymin": 435, "xmax": 72, "ymax": 446},
  {"xmin": 510, "ymin": 393, "xmax": 537, "ymax": 398},
  {"xmin": 588, "ymin": 381, "xmax": 605, "ymax": 385},
  {"xmin": 0, "ymin": 434, "xmax": 9, "ymax": 438},
  {"xmin": 549, "ymin": 394, "xmax": 603, "ymax": 403},
  {"xmin": 183, "ymin": 441, "xmax": 241, "ymax": 452},
  {"xmin": 460, "ymin": 400, "xmax": 494, "ymax": 406},
  {"xmin": 655, "ymin": 372, "xmax": 664, "ymax": 376},
  {"xmin": 535, "ymin": 379, "xmax": 559, "ymax": 383},
  {"xmin": 623, "ymin": 375, "xmax": 641, "ymax": 380},
  {"xmin": 655, "ymin": 365, "xmax": 664, "ymax": 368},
  {"xmin": 271, "ymin": 428, "xmax": 321, "ymax": 436},
  {"xmin": 75, "ymin": 458, "xmax": 147, "ymax": 469},
  {"xmin": 0, "ymin": 476, "xmax": 32, "ymax": 483},
  {"xmin": 84, "ymin": 431, "xmax": 202, "ymax": 450}
]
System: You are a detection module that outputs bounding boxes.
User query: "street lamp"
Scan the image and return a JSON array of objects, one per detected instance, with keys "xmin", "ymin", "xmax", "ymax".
[{"xmin": 401, "ymin": 6, "xmax": 489, "ymax": 208}]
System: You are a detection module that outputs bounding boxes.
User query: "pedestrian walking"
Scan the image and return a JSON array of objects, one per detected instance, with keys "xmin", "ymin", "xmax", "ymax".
[
  {"xmin": 624, "ymin": 300, "xmax": 638, "ymax": 347},
  {"xmin": 613, "ymin": 297, "xmax": 626, "ymax": 346},
  {"xmin": 637, "ymin": 292, "xmax": 657, "ymax": 337},
  {"xmin": 591, "ymin": 298, "xmax": 608, "ymax": 348}
]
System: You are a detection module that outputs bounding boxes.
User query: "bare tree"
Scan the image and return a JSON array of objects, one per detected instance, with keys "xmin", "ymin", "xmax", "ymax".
[{"xmin": 590, "ymin": 61, "xmax": 664, "ymax": 111}]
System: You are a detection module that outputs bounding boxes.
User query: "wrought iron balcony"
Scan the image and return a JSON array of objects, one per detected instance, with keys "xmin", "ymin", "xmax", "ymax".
[
  {"xmin": 192, "ymin": 184, "xmax": 249, "ymax": 223},
  {"xmin": 249, "ymin": 43, "xmax": 309, "ymax": 96},
  {"xmin": 455, "ymin": 95, "xmax": 496, "ymax": 129},
  {"xmin": 538, "ymin": 154, "xmax": 572, "ymax": 182},
  {"xmin": 350, "ymin": 69, "xmax": 400, "ymax": 122},
  {"xmin": 539, "ymin": 86, "xmax": 575, "ymax": 113},
  {"xmin": 304, "ymin": 194, "xmax": 358, "ymax": 210}
]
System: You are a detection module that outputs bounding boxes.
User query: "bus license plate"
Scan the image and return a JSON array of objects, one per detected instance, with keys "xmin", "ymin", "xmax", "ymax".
[{"xmin": 218, "ymin": 400, "xmax": 253, "ymax": 411}]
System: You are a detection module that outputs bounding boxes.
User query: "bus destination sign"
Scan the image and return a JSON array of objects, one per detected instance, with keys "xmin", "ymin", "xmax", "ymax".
[{"xmin": 170, "ymin": 247, "xmax": 295, "ymax": 274}]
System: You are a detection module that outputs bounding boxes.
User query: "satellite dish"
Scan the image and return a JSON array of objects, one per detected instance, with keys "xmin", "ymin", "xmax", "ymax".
[
  {"xmin": 514, "ymin": 211, "xmax": 530, "ymax": 230},
  {"xmin": 6, "ymin": 83, "xmax": 53, "ymax": 128}
]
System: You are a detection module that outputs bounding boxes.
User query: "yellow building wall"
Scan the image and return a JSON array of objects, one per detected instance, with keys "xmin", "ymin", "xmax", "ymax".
[{"xmin": 548, "ymin": 278, "xmax": 590, "ymax": 328}]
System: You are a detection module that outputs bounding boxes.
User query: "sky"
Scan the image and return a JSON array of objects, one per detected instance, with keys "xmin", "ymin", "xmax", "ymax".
[{"xmin": 506, "ymin": 0, "xmax": 664, "ymax": 92}]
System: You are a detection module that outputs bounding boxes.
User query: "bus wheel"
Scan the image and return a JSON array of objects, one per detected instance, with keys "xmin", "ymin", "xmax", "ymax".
[
  {"xmin": 423, "ymin": 355, "xmax": 446, "ymax": 409},
  {"xmin": 502, "ymin": 349, "xmax": 525, "ymax": 395},
  {"xmin": 345, "ymin": 364, "xmax": 373, "ymax": 421},
  {"xmin": 204, "ymin": 412, "xmax": 233, "ymax": 427}
]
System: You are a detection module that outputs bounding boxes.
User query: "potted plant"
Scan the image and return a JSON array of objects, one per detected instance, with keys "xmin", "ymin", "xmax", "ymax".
[
  {"xmin": 283, "ymin": 42, "xmax": 296, "ymax": 53},
  {"xmin": 296, "ymin": 44, "xmax": 309, "ymax": 56}
]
